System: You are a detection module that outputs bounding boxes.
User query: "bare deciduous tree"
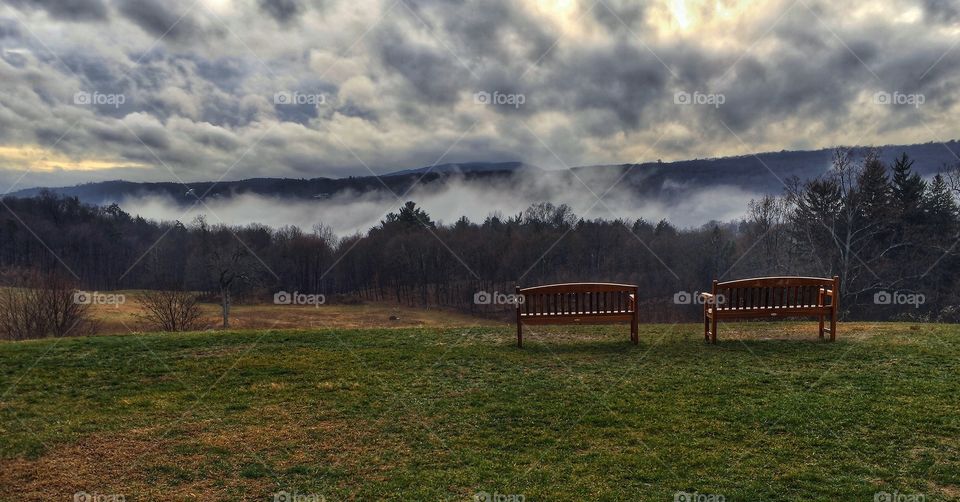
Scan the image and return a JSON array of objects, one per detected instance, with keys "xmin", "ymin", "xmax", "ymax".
[
  {"xmin": 135, "ymin": 290, "xmax": 205, "ymax": 332},
  {"xmin": 0, "ymin": 271, "xmax": 98, "ymax": 340}
]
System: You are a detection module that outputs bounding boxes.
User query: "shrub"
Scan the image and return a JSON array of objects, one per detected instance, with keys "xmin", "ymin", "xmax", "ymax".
[
  {"xmin": 135, "ymin": 290, "xmax": 205, "ymax": 332},
  {"xmin": 0, "ymin": 272, "xmax": 99, "ymax": 340}
]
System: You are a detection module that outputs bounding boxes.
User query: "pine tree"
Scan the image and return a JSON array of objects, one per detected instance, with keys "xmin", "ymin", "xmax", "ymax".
[
  {"xmin": 891, "ymin": 153, "xmax": 926, "ymax": 226},
  {"xmin": 856, "ymin": 155, "xmax": 892, "ymax": 224},
  {"xmin": 924, "ymin": 174, "xmax": 958, "ymax": 233}
]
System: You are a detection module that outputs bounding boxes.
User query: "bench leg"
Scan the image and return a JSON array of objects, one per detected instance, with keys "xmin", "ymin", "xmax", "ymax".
[
  {"xmin": 710, "ymin": 316, "xmax": 718, "ymax": 344},
  {"xmin": 517, "ymin": 322, "xmax": 523, "ymax": 348},
  {"xmin": 818, "ymin": 315, "xmax": 825, "ymax": 339},
  {"xmin": 704, "ymin": 314, "xmax": 710, "ymax": 342},
  {"xmin": 830, "ymin": 310, "xmax": 837, "ymax": 342}
]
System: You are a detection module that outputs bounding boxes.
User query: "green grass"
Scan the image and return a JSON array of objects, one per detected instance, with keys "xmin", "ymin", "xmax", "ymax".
[{"xmin": 0, "ymin": 323, "xmax": 958, "ymax": 501}]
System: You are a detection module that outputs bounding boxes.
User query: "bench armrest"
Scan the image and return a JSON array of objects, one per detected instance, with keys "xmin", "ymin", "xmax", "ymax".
[
  {"xmin": 628, "ymin": 293, "xmax": 636, "ymax": 310},
  {"xmin": 701, "ymin": 292, "xmax": 715, "ymax": 311}
]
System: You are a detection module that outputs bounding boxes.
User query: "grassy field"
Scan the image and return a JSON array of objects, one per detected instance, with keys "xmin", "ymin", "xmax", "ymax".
[
  {"xmin": 85, "ymin": 292, "xmax": 498, "ymax": 334},
  {"xmin": 0, "ymin": 321, "xmax": 958, "ymax": 501}
]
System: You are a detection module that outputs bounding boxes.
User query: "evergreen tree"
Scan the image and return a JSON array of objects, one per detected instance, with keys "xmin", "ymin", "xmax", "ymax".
[
  {"xmin": 924, "ymin": 174, "xmax": 958, "ymax": 233},
  {"xmin": 856, "ymin": 155, "xmax": 892, "ymax": 223},
  {"xmin": 382, "ymin": 201, "xmax": 435, "ymax": 230},
  {"xmin": 891, "ymin": 153, "xmax": 926, "ymax": 226}
]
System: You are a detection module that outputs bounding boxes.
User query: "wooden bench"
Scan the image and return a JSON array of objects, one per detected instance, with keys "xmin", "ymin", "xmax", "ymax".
[
  {"xmin": 515, "ymin": 283, "xmax": 639, "ymax": 347},
  {"xmin": 703, "ymin": 276, "xmax": 839, "ymax": 343}
]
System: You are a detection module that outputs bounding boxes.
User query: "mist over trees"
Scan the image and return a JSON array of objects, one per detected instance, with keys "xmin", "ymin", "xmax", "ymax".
[{"xmin": 1, "ymin": 149, "xmax": 958, "ymax": 324}]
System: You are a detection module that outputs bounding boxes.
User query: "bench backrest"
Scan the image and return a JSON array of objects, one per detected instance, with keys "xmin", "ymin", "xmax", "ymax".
[
  {"xmin": 713, "ymin": 276, "xmax": 838, "ymax": 311},
  {"xmin": 517, "ymin": 283, "xmax": 637, "ymax": 316}
]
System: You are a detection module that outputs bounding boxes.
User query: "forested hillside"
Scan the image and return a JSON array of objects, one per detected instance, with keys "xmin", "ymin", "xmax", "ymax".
[{"xmin": 2, "ymin": 149, "xmax": 958, "ymax": 322}]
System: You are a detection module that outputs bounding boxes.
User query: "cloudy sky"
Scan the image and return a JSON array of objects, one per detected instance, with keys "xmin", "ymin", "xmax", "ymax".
[{"xmin": 0, "ymin": 0, "xmax": 958, "ymax": 190}]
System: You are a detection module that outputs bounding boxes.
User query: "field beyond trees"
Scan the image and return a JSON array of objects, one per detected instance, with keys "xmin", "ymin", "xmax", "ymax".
[{"xmin": 1, "ymin": 322, "xmax": 957, "ymax": 501}]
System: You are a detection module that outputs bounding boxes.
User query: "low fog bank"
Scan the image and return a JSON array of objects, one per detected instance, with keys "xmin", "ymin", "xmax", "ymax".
[{"xmin": 118, "ymin": 169, "xmax": 759, "ymax": 236}]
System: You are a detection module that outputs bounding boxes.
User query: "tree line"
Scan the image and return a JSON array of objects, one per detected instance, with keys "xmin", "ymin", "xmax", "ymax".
[{"xmin": 1, "ymin": 148, "xmax": 958, "ymax": 328}]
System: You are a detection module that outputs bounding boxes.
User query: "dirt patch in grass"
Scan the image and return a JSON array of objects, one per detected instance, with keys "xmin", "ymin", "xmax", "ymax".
[
  {"xmin": 0, "ymin": 422, "xmax": 261, "ymax": 501},
  {"xmin": 0, "ymin": 410, "xmax": 409, "ymax": 501}
]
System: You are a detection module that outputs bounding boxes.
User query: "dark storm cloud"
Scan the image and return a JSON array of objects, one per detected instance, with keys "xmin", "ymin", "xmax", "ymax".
[
  {"xmin": 61, "ymin": 50, "xmax": 129, "ymax": 88},
  {"xmin": 195, "ymin": 57, "xmax": 249, "ymax": 92},
  {"xmin": 545, "ymin": 41, "xmax": 672, "ymax": 129},
  {"xmin": 591, "ymin": 0, "xmax": 647, "ymax": 32},
  {"xmin": 7, "ymin": 0, "xmax": 108, "ymax": 21},
  {"xmin": 258, "ymin": 0, "xmax": 304, "ymax": 23},
  {"xmin": 0, "ymin": 19, "xmax": 21, "ymax": 38},
  {"xmin": 922, "ymin": 0, "xmax": 960, "ymax": 22},
  {"xmin": 375, "ymin": 26, "xmax": 466, "ymax": 105},
  {"xmin": 405, "ymin": 0, "xmax": 554, "ymax": 64},
  {"xmin": 715, "ymin": 44, "xmax": 868, "ymax": 133},
  {"xmin": 116, "ymin": 0, "xmax": 205, "ymax": 42}
]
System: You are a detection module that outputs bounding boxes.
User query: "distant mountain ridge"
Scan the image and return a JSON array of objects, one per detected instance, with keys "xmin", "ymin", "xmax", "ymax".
[
  {"xmin": 9, "ymin": 141, "xmax": 959, "ymax": 207},
  {"xmin": 383, "ymin": 161, "xmax": 528, "ymax": 177}
]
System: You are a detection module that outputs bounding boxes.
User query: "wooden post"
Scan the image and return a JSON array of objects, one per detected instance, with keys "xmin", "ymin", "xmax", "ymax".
[
  {"xmin": 710, "ymin": 280, "xmax": 718, "ymax": 344},
  {"xmin": 830, "ymin": 275, "xmax": 839, "ymax": 341},
  {"xmin": 631, "ymin": 286, "xmax": 639, "ymax": 345},
  {"xmin": 703, "ymin": 286, "xmax": 710, "ymax": 342},
  {"xmin": 516, "ymin": 285, "xmax": 523, "ymax": 348},
  {"xmin": 818, "ymin": 287, "xmax": 825, "ymax": 339}
]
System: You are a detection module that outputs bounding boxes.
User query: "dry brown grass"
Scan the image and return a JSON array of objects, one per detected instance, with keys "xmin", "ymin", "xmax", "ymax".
[
  {"xmin": 88, "ymin": 291, "xmax": 500, "ymax": 335},
  {"xmin": 0, "ymin": 406, "xmax": 409, "ymax": 501}
]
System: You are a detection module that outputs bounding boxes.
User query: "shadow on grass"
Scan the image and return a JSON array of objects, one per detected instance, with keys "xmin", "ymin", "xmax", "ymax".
[
  {"xmin": 708, "ymin": 338, "xmax": 852, "ymax": 363},
  {"xmin": 512, "ymin": 339, "xmax": 647, "ymax": 355}
]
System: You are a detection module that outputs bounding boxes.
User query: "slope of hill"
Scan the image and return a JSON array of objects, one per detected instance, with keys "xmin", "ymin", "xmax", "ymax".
[{"xmin": 7, "ymin": 141, "xmax": 959, "ymax": 208}]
